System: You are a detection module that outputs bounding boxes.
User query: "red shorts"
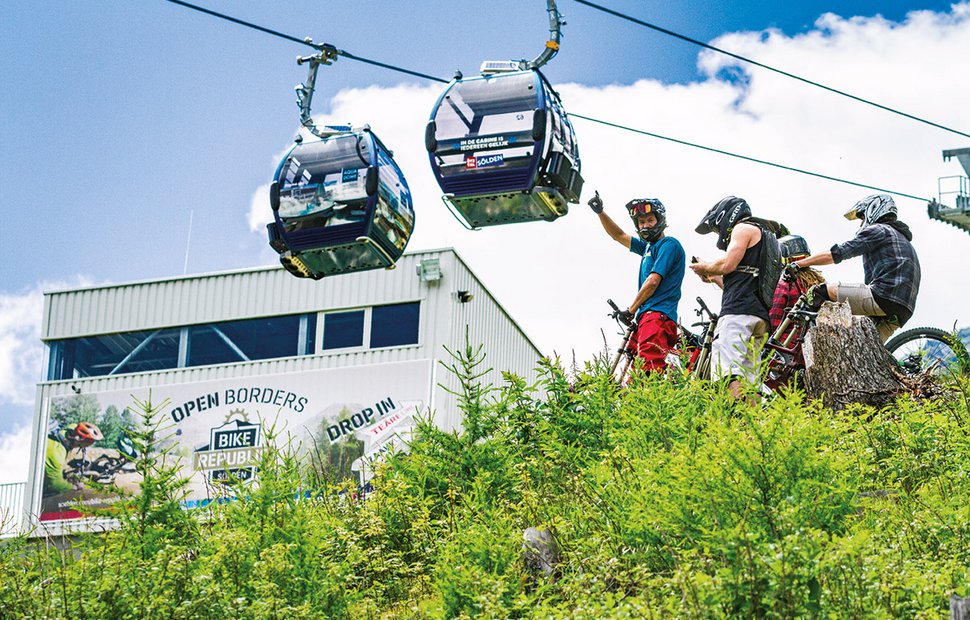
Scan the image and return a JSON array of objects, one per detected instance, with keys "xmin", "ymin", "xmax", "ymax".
[{"xmin": 634, "ymin": 311, "xmax": 679, "ymax": 372}]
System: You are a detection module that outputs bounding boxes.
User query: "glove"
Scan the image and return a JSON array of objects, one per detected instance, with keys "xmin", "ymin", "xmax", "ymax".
[
  {"xmin": 588, "ymin": 190, "xmax": 603, "ymax": 214},
  {"xmin": 783, "ymin": 262, "xmax": 801, "ymax": 280},
  {"xmin": 619, "ymin": 309, "xmax": 635, "ymax": 326}
]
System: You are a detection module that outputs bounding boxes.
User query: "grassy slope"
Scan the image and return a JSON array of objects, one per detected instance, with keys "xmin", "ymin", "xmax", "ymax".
[{"xmin": 2, "ymin": 349, "xmax": 969, "ymax": 619}]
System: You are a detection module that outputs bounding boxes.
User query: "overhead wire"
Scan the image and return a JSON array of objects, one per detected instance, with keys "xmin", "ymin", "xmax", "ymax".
[
  {"xmin": 160, "ymin": 0, "xmax": 933, "ymax": 203},
  {"xmin": 161, "ymin": 0, "xmax": 448, "ymax": 83},
  {"xmin": 569, "ymin": 114, "xmax": 930, "ymax": 201},
  {"xmin": 572, "ymin": 0, "xmax": 970, "ymax": 140}
]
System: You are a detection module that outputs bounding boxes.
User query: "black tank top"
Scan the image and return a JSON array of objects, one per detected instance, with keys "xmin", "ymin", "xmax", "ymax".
[{"xmin": 721, "ymin": 231, "xmax": 769, "ymax": 321}]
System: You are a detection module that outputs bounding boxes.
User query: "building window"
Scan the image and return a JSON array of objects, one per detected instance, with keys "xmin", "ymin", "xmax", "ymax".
[
  {"xmin": 370, "ymin": 302, "xmax": 420, "ymax": 348},
  {"xmin": 187, "ymin": 314, "xmax": 315, "ymax": 367},
  {"xmin": 47, "ymin": 328, "xmax": 182, "ymax": 380},
  {"xmin": 46, "ymin": 313, "xmax": 316, "ymax": 380},
  {"xmin": 322, "ymin": 310, "xmax": 365, "ymax": 350}
]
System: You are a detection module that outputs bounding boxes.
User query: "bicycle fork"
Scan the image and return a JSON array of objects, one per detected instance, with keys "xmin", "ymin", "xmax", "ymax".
[{"xmin": 610, "ymin": 322, "xmax": 637, "ymax": 382}]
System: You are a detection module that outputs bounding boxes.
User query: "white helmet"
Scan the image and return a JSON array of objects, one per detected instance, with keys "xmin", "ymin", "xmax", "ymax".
[{"xmin": 844, "ymin": 194, "xmax": 897, "ymax": 228}]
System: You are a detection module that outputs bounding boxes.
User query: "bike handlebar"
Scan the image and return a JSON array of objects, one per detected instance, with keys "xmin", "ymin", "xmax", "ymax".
[
  {"xmin": 694, "ymin": 296, "xmax": 718, "ymax": 321},
  {"xmin": 606, "ymin": 299, "xmax": 634, "ymax": 328}
]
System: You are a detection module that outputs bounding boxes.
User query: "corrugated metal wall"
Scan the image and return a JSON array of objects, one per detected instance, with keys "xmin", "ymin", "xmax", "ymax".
[
  {"xmin": 433, "ymin": 251, "xmax": 544, "ymax": 433},
  {"xmin": 44, "ymin": 253, "xmax": 439, "ymax": 340},
  {"xmin": 0, "ymin": 482, "xmax": 25, "ymax": 537}
]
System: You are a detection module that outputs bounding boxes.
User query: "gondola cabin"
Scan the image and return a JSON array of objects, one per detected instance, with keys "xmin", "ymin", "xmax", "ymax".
[
  {"xmin": 267, "ymin": 129, "xmax": 414, "ymax": 279},
  {"xmin": 426, "ymin": 64, "xmax": 583, "ymax": 228}
]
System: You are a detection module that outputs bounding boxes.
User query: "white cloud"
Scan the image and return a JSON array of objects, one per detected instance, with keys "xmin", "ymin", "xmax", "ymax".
[
  {"xmin": 247, "ymin": 182, "xmax": 274, "ymax": 234},
  {"xmin": 243, "ymin": 5, "xmax": 970, "ymax": 364},
  {"xmin": 0, "ymin": 286, "xmax": 45, "ymax": 406},
  {"xmin": 0, "ymin": 277, "xmax": 96, "ymax": 485},
  {"xmin": 0, "ymin": 424, "xmax": 31, "ymax": 484}
]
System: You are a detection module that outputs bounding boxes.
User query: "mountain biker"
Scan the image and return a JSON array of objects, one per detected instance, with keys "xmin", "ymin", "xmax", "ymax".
[
  {"xmin": 791, "ymin": 194, "xmax": 920, "ymax": 342},
  {"xmin": 770, "ymin": 235, "xmax": 826, "ymax": 369},
  {"xmin": 43, "ymin": 421, "xmax": 103, "ymax": 496},
  {"xmin": 772, "ymin": 234, "xmax": 826, "ymax": 332},
  {"xmin": 691, "ymin": 196, "xmax": 786, "ymax": 399},
  {"xmin": 589, "ymin": 191, "xmax": 686, "ymax": 372}
]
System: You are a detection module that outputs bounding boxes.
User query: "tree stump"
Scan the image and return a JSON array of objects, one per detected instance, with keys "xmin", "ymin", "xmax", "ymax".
[
  {"xmin": 802, "ymin": 302, "xmax": 906, "ymax": 411},
  {"xmin": 952, "ymin": 595, "xmax": 970, "ymax": 620}
]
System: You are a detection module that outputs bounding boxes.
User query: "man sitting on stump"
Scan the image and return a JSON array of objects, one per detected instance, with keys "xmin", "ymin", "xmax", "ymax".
[{"xmin": 790, "ymin": 194, "xmax": 920, "ymax": 342}]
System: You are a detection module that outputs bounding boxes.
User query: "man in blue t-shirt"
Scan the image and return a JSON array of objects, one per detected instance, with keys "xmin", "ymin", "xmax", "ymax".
[{"xmin": 589, "ymin": 191, "xmax": 686, "ymax": 371}]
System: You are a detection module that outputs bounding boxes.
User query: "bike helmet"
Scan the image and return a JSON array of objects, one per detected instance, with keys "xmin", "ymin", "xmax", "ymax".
[
  {"xmin": 626, "ymin": 198, "xmax": 667, "ymax": 242},
  {"xmin": 72, "ymin": 422, "xmax": 103, "ymax": 442},
  {"xmin": 695, "ymin": 196, "xmax": 751, "ymax": 250},
  {"xmin": 778, "ymin": 234, "xmax": 810, "ymax": 261},
  {"xmin": 844, "ymin": 194, "xmax": 897, "ymax": 227}
]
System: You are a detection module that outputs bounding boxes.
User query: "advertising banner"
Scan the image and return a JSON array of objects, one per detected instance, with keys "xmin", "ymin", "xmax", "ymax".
[{"xmin": 38, "ymin": 360, "xmax": 432, "ymax": 524}]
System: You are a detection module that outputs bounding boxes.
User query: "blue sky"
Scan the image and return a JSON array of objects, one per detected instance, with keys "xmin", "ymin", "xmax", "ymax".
[
  {"xmin": 0, "ymin": 0, "xmax": 957, "ymax": 288},
  {"xmin": 2, "ymin": 0, "xmax": 969, "ymax": 481}
]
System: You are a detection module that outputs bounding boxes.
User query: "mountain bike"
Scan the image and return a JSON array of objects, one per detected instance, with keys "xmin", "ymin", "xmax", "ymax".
[
  {"xmin": 763, "ymin": 292, "xmax": 817, "ymax": 390},
  {"xmin": 884, "ymin": 326, "xmax": 970, "ymax": 377},
  {"xmin": 679, "ymin": 297, "xmax": 718, "ymax": 380},
  {"xmin": 763, "ymin": 275, "xmax": 969, "ymax": 388},
  {"xmin": 607, "ymin": 297, "xmax": 718, "ymax": 382},
  {"xmin": 606, "ymin": 299, "xmax": 636, "ymax": 382}
]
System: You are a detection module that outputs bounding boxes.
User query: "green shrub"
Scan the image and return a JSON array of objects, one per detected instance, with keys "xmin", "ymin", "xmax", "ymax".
[{"xmin": 2, "ymin": 361, "xmax": 968, "ymax": 618}]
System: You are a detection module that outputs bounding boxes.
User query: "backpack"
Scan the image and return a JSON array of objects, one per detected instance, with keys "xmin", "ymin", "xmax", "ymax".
[{"xmin": 754, "ymin": 224, "xmax": 783, "ymax": 310}]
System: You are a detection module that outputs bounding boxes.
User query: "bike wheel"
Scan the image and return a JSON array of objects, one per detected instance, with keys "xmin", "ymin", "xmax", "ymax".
[{"xmin": 884, "ymin": 327, "xmax": 969, "ymax": 377}]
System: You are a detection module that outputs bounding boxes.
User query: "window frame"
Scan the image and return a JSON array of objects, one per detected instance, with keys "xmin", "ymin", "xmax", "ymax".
[
  {"xmin": 45, "ymin": 312, "xmax": 318, "ymax": 381},
  {"xmin": 316, "ymin": 299, "xmax": 423, "ymax": 355},
  {"xmin": 369, "ymin": 301, "xmax": 422, "ymax": 350},
  {"xmin": 318, "ymin": 307, "xmax": 369, "ymax": 353}
]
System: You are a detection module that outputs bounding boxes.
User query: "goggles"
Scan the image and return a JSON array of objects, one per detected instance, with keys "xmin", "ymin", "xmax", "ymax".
[{"xmin": 628, "ymin": 200, "xmax": 658, "ymax": 216}]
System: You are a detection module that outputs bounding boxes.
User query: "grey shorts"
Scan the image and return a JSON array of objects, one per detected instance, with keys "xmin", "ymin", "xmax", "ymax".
[
  {"xmin": 710, "ymin": 314, "xmax": 769, "ymax": 383},
  {"xmin": 834, "ymin": 283, "xmax": 901, "ymax": 342}
]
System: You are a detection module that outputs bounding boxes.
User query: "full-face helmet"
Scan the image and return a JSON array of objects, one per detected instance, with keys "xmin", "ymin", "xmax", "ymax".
[
  {"xmin": 778, "ymin": 234, "xmax": 811, "ymax": 262},
  {"xmin": 695, "ymin": 196, "xmax": 751, "ymax": 250},
  {"xmin": 844, "ymin": 194, "xmax": 897, "ymax": 228},
  {"xmin": 626, "ymin": 198, "xmax": 667, "ymax": 242},
  {"xmin": 71, "ymin": 422, "xmax": 103, "ymax": 443}
]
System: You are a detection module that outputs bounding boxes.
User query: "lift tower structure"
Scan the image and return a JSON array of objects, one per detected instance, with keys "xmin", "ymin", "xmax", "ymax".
[{"xmin": 928, "ymin": 147, "xmax": 970, "ymax": 234}]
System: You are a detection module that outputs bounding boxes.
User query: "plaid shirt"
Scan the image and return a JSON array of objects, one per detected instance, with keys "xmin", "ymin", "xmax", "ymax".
[
  {"xmin": 830, "ymin": 222, "xmax": 920, "ymax": 317},
  {"xmin": 769, "ymin": 279, "xmax": 802, "ymax": 331}
]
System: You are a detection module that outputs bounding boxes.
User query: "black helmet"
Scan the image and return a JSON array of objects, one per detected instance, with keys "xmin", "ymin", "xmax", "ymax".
[
  {"xmin": 844, "ymin": 194, "xmax": 897, "ymax": 228},
  {"xmin": 695, "ymin": 196, "xmax": 751, "ymax": 250},
  {"xmin": 626, "ymin": 198, "xmax": 667, "ymax": 242},
  {"xmin": 778, "ymin": 234, "xmax": 810, "ymax": 261}
]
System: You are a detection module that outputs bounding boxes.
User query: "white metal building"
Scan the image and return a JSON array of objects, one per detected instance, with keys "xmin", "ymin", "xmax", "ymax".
[{"xmin": 25, "ymin": 248, "xmax": 541, "ymax": 531}]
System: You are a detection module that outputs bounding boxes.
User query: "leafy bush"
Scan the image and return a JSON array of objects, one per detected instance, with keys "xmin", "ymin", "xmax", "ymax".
[{"xmin": 2, "ymin": 353, "xmax": 969, "ymax": 618}]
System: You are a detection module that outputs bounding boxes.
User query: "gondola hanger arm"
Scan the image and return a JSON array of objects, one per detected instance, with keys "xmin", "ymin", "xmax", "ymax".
[
  {"xmin": 522, "ymin": 0, "xmax": 564, "ymax": 71},
  {"xmin": 295, "ymin": 38, "xmax": 342, "ymax": 139}
]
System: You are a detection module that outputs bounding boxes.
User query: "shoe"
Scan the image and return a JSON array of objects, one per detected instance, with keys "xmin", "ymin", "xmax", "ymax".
[{"xmin": 805, "ymin": 284, "xmax": 828, "ymax": 312}]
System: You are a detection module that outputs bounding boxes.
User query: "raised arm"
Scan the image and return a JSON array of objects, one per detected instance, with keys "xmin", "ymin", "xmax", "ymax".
[{"xmin": 589, "ymin": 191, "xmax": 632, "ymax": 249}]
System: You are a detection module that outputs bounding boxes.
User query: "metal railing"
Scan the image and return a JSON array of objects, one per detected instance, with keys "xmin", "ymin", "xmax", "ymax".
[{"xmin": 0, "ymin": 482, "xmax": 26, "ymax": 536}]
